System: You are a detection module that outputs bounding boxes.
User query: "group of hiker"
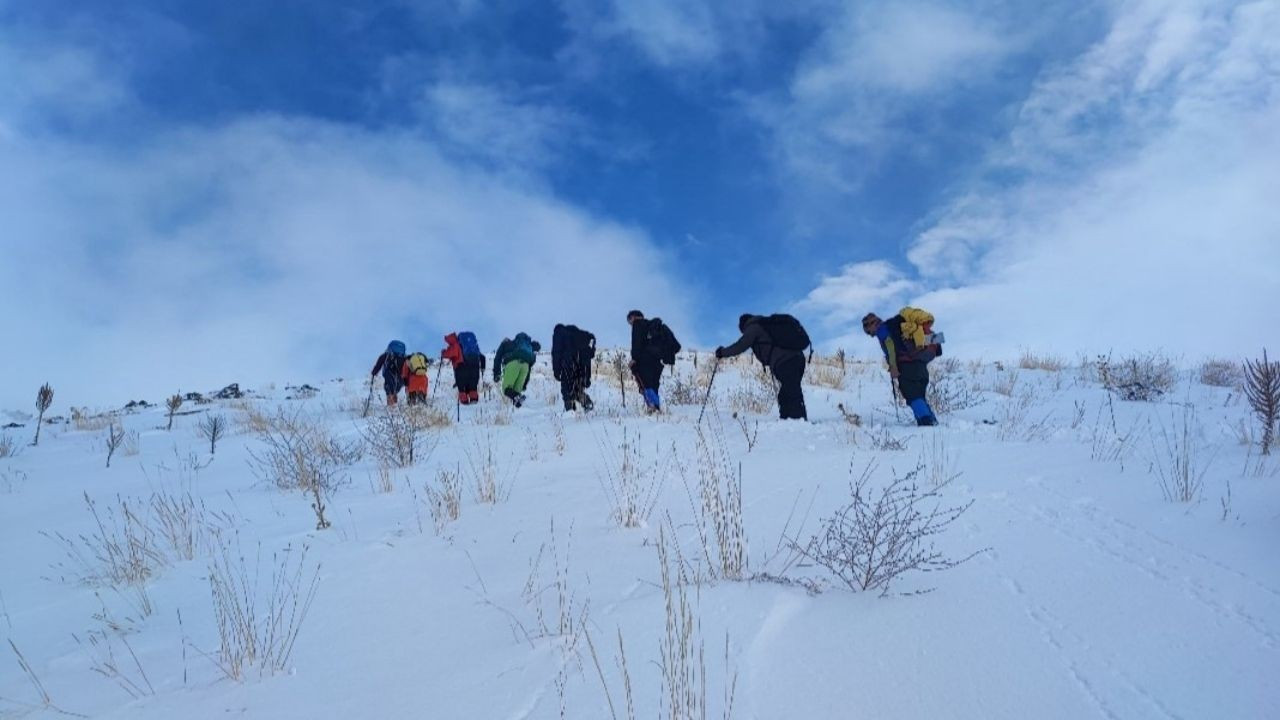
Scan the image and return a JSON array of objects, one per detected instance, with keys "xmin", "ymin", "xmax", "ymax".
[{"xmin": 369, "ymin": 307, "xmax": 944, "ymax": 426}]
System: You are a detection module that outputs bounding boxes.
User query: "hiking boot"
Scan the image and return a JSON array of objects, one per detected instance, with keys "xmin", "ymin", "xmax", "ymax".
[
  {"xmin": 514, "ymin": 394, "xmax": 526, "ymax": 408},
  {"xmin": 564, "ymin": 400, "xmax": 576, "ymax": 412},
  {"xmin": 581, "ymin": 394, "xmax": 594, "ymax": 412},
  {"xmin": 916, "ymin": 415, "xmax": 938, "ymax": 427}
]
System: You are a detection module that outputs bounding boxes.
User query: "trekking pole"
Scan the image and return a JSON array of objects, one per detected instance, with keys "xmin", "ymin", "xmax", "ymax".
[
  {"xmin": 430, "ymin": 362, "xmax": 443, "ymax": 402},
  {"xmin": 697, "ymin": 357, "xmax": 721, "ymax": 425},
  {"xmin": 890, "ymin": 375, "xmax": 901, "ymax": 422},
  {"xmin": 362, "ymin": 375, "xmax": 375, "ymax": 418}
]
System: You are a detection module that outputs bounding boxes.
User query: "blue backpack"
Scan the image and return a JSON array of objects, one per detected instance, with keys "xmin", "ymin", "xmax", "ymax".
[
  {"xmin": 383, "ymin": 340, "xmax": 407, "ymax": 380},
  {"xmin": 457, "ymin": 331, "xmax": 481, "ymax": 359}
]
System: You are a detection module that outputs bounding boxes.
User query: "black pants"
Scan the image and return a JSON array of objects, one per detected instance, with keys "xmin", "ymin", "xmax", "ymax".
[
  {"xmin": 632, "ymin": 359, "xmax": 663, "ymax": 392},
  {"xmin": 772, "ymin": 355, "xmax": 807, "ymax": 420},
  {"xmin": 897, "ymin": 361, "xmax": 929, "ymax": 402},
  {"xmin": 454, "ymin": 359, "xmax": 481, "ymax": 393},
  {"xmin": 559, "ymin": 374, "xmax": 593, "ymax": 410},
  {"xmin": 383, "ymin": 374, "xmax": 404, "ymax": 396}
]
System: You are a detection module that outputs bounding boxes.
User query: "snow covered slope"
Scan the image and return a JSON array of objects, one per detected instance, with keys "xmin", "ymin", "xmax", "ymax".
[{"xmin": 1, "ymin": 351, "xmax": 1276, "ymax": 719}]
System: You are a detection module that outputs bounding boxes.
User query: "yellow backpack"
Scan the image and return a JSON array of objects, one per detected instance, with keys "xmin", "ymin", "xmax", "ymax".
[
  {"xmin": 898, "ymin": 307, "xmax": 935, "ymax": 349},
  {"xmin": 407, "ymin": 352, "xmax": 430, "ymax": 376}
]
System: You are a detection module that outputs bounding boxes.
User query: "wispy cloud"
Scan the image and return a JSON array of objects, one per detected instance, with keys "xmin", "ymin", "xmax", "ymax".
[{"xmin": 802, "ymin": 0, "xmax": 1280, "ymax": 359}]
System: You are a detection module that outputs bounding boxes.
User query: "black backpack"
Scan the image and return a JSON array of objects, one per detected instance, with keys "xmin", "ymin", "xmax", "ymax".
[
  {"xmin": 648, "ymin": 319, "xmax": 681, "ymax": 364},
  {"xmin": 754, "ymin": 314, "xmax": 811, "ymax": 352},
  {"xmin": 574, "ymin": 327, "xmax": 596, "ymax": 362}
]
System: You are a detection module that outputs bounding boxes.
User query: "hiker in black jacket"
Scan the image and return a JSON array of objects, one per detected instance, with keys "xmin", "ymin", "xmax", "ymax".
[
  {"xmin": 627, "ymin": 310, "xmax": 679, "ymax": 412},
  {"xmin": 551, "ymin": 324, "xmax": 595, "ymax": 412},
  {"xmin": 716, "ymin": 314, "xmax": 808, "ymax": 420}
]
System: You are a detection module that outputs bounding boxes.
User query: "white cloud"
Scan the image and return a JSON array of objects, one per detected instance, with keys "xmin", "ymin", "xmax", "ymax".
[
  {"xmin": 0, "ymin": 39, "xmax": 694, "ymax": 412},
  {"xmin": 800, "ymin": 0, "xmax": 1280, "ymax": 361},
  {"xmin": 416, "ymin": 80, "xmax": 582, "ymax": 173},
  {"xmin": 795, "ymin": 260, "xmax": 922, "ymax": 352}
]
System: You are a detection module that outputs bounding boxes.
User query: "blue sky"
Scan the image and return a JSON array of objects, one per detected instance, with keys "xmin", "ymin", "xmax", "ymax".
[{"xmin": 2, "ymin": 0, "xmax": 1278, "ymax": 410}]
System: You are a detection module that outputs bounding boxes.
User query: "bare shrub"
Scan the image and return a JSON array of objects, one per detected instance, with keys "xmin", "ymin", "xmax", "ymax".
[
  {"xmin": 795, "ymin": 462, "xmax": 980, "ymax": 595},
  {"xmin": 247, "ymin": 407, "xmax": 361, "ymax": 530},
  {"xmin": 726, "ymin": 368, "xmax": 774, "ymax": 415},
  {"xmin": 464, "ymin": 431, "xmax": 519, "ymax": 504},
  {"xmin": 233, "ymin": 400, "xmax": 273, "ymax": 435},
  {"xmin": 72, "ymin": 407, "xmax": 114, "ymax": 432},
  {"xmin": 150, "ymin": 488, "xmax": 234, "ymax": 562},
  {"xmin": 0, "ymin": 433, "xmax": 19, "ymax": 459},
  {"xmin": 926, "ymin": 372, "xmax": 982, "ymax": 416},
  {"xmin": 990, "ymin": 370, "xmax": 1020, "ymax": 397},
  {"xmin": 1244, "ymin": 349, "xmax": 1279, "ymax": 455},
  {"xmin": 74, "ymin": 593, "xmax": 156, "ymax": 699},
  {"xmin": 1150, "ymin": 404, "xmax": 1212, "ymax": 503},
  {"xmin": 165, "ymin": 394, "xmax": 183, "ymax": 431},
  {"xmin": 996, "ymin": 388, "xmax": 1055, "ymax": 443},
  {"xmin": 1199, "ymin": 358, "xmax": 1243, "ymax": 388},
  {"xmin": 685, "ymin": 422, "xmax": 746, "ymax": 581},
  {"xmin": 596, "ymin": 426, "xmax": 668, "ymax": 528},
  {"xmin": 207, "ymin": 539, "xmax": 320, "ymax": 681},
  {"xmin": 868, "ymin": 427, "xmax": 908, "ymax": 451},
  {"xmin": 1018, "ymin": 351, "xmax": 1066, "ymax": 371},
  {"xmin": 198, "ymin": 414, "xmax": 227, "ymax": 455},
  {"xmin": 363, "ymin": 406, "xmax": 438, "ymax": 468},
  {"xmin": 550, "ymin": 412, "xmax": 567, "ymax": 455},
  {"xmin": 665, "ymin": 372, "xmax": 702, "ymax": 405},
  {"xmin": 919, "ymin": 432, "xmax": 961, "ymax": 488},
  {"xmin": 423, "ymin": 465, "xmax": 464, "ymax": 533},
  {"xmin": 1089, "ymin": 395, "xmax": 1143, "ymax": 470},
  {"xmin": 33, "ymin": 382, "xmax": 53, "ymax": 446},
  {"xmin": 45, "ymin": 493, "xmax": 167, "ymax": 586},
  {"xmin": 657, "ymin": 528, "xmax": 737, "ymax": 720},
  {"xmin": 104, "ymin": 424, "xmax": 127, "ymax": 468},
  {"xmin": 806, "ymin": 363, "xmax": 845, "ymax": 389},
  {"xmin": 1096, "ymin": 352, "xmax": 1177, "ymax": 401}
]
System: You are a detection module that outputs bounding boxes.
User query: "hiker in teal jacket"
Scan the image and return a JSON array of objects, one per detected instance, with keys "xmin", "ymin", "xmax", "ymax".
[{"xmin": 493, "ymin": 333, "xmax": 541, "ymax": 407}]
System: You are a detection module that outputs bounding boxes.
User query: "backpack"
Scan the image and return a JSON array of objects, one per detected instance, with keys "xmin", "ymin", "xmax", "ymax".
[
  {"xmin": 407, "ymin": 352, "xmax": 429, "ymax": 376},
  {"xmin": 511, "ymin": 333, "xmax": 536, "ymax": 365},
  {"xmin": 897, "ymin": 307, "xmax": 935, "ymax": 349},
  {"xmin": 754, "ymin": 314, "xmax": 811, "ymax": 352},
  {"xmin": 383, "ymin": 340, "xmax": 407, "ymax": 380},
  {"xmin": 573, "ymin": 327, "xmax": 596, "ymax": 361},
  {"xmin": 457, "ymin": 331, "xmax": 481, "ymax": 359},
  {"xmin": 647, "ymin": 319, "xmax": 680, "ymax": 364}
]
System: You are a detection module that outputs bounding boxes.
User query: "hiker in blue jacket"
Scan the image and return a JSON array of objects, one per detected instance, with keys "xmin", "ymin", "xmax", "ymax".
[{"xmin": 371, "ymin": 340, "xmax": 407, "ymax": 406}]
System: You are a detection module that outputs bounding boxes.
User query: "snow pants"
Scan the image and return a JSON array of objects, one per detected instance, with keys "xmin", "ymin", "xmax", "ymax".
[
  {"xmin": 559, "ymin": 373, "xmax": 593, "ymax": 411},
  {"xmin": 454, "ymin": 358, "xmax": 482, "ymax": 404},
  {"xmin": 897, "ymin": 361, "xmax": 936, "ymax": 425},
  {"xmin": 502, "ymin": 361, "xmax": 530, "ymax": 399},
  {"xmin": 771, "ymin": 355, "xmax": 808, "ymax": 421},
  {"xmin": 632, "ymin": 359, "xmax": 664, "ymax": 409}
]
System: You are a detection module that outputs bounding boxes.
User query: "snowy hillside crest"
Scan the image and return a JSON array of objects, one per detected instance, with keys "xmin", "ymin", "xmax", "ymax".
[{"xmin": 1, "ymin": 348, "xmax": 1278, "ymax": 718}]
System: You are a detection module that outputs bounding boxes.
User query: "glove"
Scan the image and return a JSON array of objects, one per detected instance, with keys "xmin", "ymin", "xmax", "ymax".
[{"xmin": 714, "ymin": 346, "xmax": 726, "ymax": 359}]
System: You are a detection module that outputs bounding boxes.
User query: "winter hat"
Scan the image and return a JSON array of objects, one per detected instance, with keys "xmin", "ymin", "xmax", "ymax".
[{"xmin": 738, "ymin": 313, "xmax": 754, "ymax": 331}]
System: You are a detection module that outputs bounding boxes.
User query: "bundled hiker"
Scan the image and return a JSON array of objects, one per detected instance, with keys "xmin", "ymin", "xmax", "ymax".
[
  {"xmin": 402, "ymin": 350, "xmax": 431, "ymax": 405},
  {"xmin": 627, "ymin": 310, "xmax": 680, "ymax": 413},
  {"xmin": 551, "ymin": 324, "xmax": 596, "ymax": 412},
  {"xmin": 493, "ymin": 333, "xmax": 541, "ymax": 408},
  {"xmin": 441, "ymin": 331, "xmax": 486, "ymax": 405},
  {"xmin": 715, "ymin": 313, "xmax": 810, "ymax": 421},
  {"xmin": 370, "ymin": 340, "xmax": 408, "ymax": 406},
  {"xmin": 863, "ymin": 308, "xmax": 942, "ymax": 426}
]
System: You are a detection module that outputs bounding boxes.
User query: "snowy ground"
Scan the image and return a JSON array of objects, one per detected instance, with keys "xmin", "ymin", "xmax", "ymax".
[{"xmin": 1, "ymin": 351, "xmax": 1277, "ymax": 719}]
